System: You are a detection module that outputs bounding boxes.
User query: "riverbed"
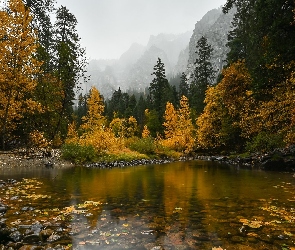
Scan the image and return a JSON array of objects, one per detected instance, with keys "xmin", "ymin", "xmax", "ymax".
[{"xmin": 1, "ymin": 160, "xmax": 295, "ymax": 249}]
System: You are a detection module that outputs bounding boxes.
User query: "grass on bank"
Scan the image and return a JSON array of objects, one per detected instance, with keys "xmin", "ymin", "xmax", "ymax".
[{"xmin": 61, "ymin": 137, "xmax": 181, "ymax": 164}]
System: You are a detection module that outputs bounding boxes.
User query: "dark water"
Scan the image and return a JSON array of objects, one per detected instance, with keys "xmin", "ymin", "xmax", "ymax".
[{"xmin": 1, "ymin": 160, "xmax": 295, "ymax": 249}]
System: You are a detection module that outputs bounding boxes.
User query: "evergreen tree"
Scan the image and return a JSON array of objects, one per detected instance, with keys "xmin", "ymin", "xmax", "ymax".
[
  {"xmin": 53, "ymin": 6, "xmax": 87, "ymax": 138},
  {"xmin": 149, "ymin": 58, "xmax": 171, "ymax": 115},
  {"xmin": 135, "ymin": 95, "xmax": 147, "ymax": 131},
  {"xmin": 190, "ymin": 36, "xmax": 215, "ymax": 115},
  {"xmin": 223, "ymin": 0, "xmax": 295, "ymax": 93},
  {"xmin": 148, "ymin": 58, "xmax": 172, "ymax": 134},
  {"xmin": 179, "ymin": 72, "xmax": 189, "ymax": 100},
  {"xmin": 75, "ymin": 93, "xmax": 87, "ymax": 126}
]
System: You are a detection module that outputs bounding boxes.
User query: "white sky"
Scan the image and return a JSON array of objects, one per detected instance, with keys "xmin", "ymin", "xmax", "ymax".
[{"xmin": 55, "ymin": 0, "xmax": 227, "ymax": 60}]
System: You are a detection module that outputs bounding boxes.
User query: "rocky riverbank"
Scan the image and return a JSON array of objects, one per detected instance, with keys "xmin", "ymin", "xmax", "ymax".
[
  {"xmin": 1, "ymin": 146, "xmax": 295, "ymax": 171},
  {"xmin": 196, "ymin": 145, "xmax": 295, "ymax": 172},
  {"xmin": 0, "ymin": 149, "xmax": 73, "ymax": 170}
]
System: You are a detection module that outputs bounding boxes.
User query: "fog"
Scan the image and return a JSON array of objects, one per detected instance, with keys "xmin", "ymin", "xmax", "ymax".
[{"xmin": 55, "ymin": 0, "xmax": 227, "ymax": 60}]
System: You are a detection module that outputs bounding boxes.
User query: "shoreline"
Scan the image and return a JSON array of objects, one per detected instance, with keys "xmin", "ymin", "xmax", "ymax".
[{"xmin": 0, "ymin": 145, "xmax": 294, "ymax": 172}]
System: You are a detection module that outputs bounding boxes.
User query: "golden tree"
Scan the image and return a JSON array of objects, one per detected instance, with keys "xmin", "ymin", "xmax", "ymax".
[
  {"xmin": 142, "ymin": 125, "xmax": 150, "ymax": 138},
  {"xmin": 66, "ymin": 86, "xmax": 123, "ymax": 154},
  {"xmin": 81, "ymin": 86, "xmax": 105, "ymax": 130},
  {"xmin": 162, "ymin": 96, "xmax": 195, "ymax": 153},
  {"xmin": 110, "ymin": 116, "xmax": 138, "ymax": 138},
  {"xmin": 177, "ymin": 96, "xmax": 195, "ymax": 153},
  {"xmin": 163, "ymin": 102, "xmax": 178, "ymax": 139},
  {"xmin": 196, "ymin": 87, "xmax": 227, "ymax": 149},
  {"xmin": 0, "ymin": 0, "xmax": 42, "ymax": 149},
  {"xmin": 196, "ymin": 61, "xmax": 253, "ymax": 150}
]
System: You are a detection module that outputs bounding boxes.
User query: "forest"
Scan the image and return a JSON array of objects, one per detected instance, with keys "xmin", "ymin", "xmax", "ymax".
[{"xmin": 1, "ymin": 0, "xmax": 295, "ymax": 163}]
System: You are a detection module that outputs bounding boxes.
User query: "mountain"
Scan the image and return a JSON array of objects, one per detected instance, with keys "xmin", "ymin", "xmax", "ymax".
[
  {"xmin": 186, "ymin": 7, "xmax": 235, "ymax": 79},
  {"xmin": 86, "ymin": 32, "xmax": 192, "ymax": 97},
  {"xmin": 84, "ymin": 7, "xmax": 235, "ymax": 98}
]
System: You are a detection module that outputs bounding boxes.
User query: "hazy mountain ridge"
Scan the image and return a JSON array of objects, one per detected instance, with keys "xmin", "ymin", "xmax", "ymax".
[
  {"xmin": 85, "ymin": 7, "xmax": 235, "ymax": 98},
  {"xmin": 86, "ymin": 32, "xmax": 192, "ymax": 97}
]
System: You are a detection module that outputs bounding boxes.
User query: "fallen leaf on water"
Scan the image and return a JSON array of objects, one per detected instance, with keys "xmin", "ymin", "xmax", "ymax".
[{"xmin": 247, "ymin": 232, "xmax": 258, "ymax": 237}]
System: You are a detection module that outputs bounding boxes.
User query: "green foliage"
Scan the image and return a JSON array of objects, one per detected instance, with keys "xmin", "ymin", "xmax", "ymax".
[
  {"xmin": 127, "ymin": 137, "xmax": 156, "ymax": 155},
  {"xmin": 149, "ymin": 57, "xmax": 172, "ymax": 119},
  {"xmin": 245, "ymin": 132, "xmax": 285, "ymax": 153},
  {"xmin": 61, "ymin": 143, "xmax": 98, "ymax": 164},
  {"xmin": 190, "ymin": 36, "xmax": 216, "ymax": 115},
  {"xmin": 224, "ymin": 0, "xmax": 295, "ymax": 93}
]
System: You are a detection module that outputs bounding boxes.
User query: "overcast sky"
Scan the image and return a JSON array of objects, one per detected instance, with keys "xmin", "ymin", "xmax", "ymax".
[{"xmin": 55, "ymin": 0, "xmax": 227, "ymax": 60}]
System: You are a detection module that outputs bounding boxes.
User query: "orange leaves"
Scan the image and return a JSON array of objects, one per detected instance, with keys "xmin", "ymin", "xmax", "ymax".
[
  {"xmin": 81, "ymin": 86, "xmax": 105, "ymax": 130},
  {"xmin": 161, "ymin": 96, "xmax": 195, "ymax": 154},
  {"xmin": 0, "ymin": 0, "xmax": 41, "ymax": 148},
  {"xmin": 110, "ymin": 116, "xmax": 138, "ymax": 138},
  {"xmin": 142, "ymin": 125, "xmax": 150, "ymax": 138},
  {"xmin": 65, "ymin": 87, "xmax": 125, "ymax": 155},
  {"xmin": 196, "ymin": 59, "xmax": 295, "ymax": 150}
]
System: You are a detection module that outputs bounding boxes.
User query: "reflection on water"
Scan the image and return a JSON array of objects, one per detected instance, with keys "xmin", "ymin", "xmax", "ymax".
[{"xmin": 1, "ymin": 160, "xmax": 295, "ymax": 249}]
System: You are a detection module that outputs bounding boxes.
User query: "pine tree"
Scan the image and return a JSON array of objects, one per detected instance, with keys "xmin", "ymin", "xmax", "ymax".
[
  {"xmin": 149, "ymin": 57, "xmax": 171, "ymax": 115},
  {"xmin": 53, "ymin": 6, "xmax": 87, "ymax": 138},
  {"xmin": 179, "ymin": 72, "xmax": 189, "ymax": 100},
  {"xmin": 148, "ymin": 58, "xmax": 172, "ymax": 134},
  {"xmin": 190, "ymin": 36, "xmax": 215, "ymax": 115}
]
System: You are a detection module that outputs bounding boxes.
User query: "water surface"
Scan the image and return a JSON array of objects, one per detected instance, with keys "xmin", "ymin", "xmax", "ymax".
[{"xmin": 1, "ymin": 160, "xmax": 295, "ymax": 249}]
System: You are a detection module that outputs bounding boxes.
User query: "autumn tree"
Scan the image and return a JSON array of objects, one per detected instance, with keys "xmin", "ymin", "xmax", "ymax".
[
  {"xmin": 110, "ymin": 116, "xmax": 138, "ymax": 138},
  {"xmin": 65, "ymin": 87, "xmax": 122, "ymax": 154},
  {"xmin": 190, "ymin": 36, "xmax": 215, "ymax": 115},
  {"xmin": 223, "ymin": 0, "xmax": 295, "ymax": 93},
  {"xmin": 162, "ymin": 96, "xmax": 195, "ymax": 153},
  {"xmin": 0, "ymin": 0, "xmax": 42, "ymax": 149},
  {"xmin": 81, "ymin": 86, "xmax": 105, "ymax": 131}
]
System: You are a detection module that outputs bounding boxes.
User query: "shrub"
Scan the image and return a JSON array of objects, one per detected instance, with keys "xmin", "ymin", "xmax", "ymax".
[
  {"xmin": 245, "ymin": 132, "xmax": 285, "ymax": 153},
  {"xmin": 61, "ymin": 143, "xmax": 98, "ymax": 164},
  {"xmin": 127, "ymin": 137, "xmax": 156, "ymax": 155}
]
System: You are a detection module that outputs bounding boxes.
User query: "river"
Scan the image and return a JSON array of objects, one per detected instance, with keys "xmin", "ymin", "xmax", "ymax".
[{"xmin": 1, "ymin": 160, "xmax": 295, "ymax": 249}]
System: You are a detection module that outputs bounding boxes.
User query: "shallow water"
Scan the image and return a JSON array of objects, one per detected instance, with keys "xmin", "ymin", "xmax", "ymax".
[{"xmin": 1, "ymin": 160, "xmax": 295, "ymax": 249}]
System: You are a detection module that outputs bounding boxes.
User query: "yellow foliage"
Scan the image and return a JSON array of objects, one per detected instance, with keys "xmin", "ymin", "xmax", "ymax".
[
  {"xmin": 29, "ymin": 130, "xmax": 49, "ymax": 148},
  {"xmin": 161, "ymin": 96, "xmax": 195, "ymax": 153},
  {"xmin": 110, "ymin": 116, "xmax": 138, "ymax": 138},
  {"xmin": 0, "ymin": 0, "xmax": 42, "ymax": 147},
  {"xmin": 65, "ymin": 86, "xmax": 126, "ymax": 155},
  {"xmin": 79, "ymin": 127, "xmax": 124, "ymax": 154},
  {"xmin": 81, "ymin": 86, "xmax": 105, "ymax": 131},
  {"xmin": 196, "ymin": 61, "xmax": 250, "ymax": 149},
  {"xmin": 196, "ymin": 60, "xmax": 295, "ymax": 149},
  {"xmin": 65, "ymin": 121, "xmax": 79, "ymax": 144},
  {"xmin": 163, "ymin": 102, "xmax": 178, "ymax": 139},
  {"xmin": 196, "ymin": 87, "xmax": 227, "ymax": 149},
  {"xmin": 142, "ymin": 125, "xmax": 150, "ymax": 138}
]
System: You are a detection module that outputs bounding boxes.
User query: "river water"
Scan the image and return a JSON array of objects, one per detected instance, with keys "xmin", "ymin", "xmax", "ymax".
[{"xmin": 1, "ymin": 160, "xmax": 295, "ymax": 249}]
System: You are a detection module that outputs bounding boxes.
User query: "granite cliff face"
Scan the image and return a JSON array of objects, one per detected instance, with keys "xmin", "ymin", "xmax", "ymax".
[
  {"xmin": 185, "ymin": 7, "xmax": 235, "ymax": 80},
  {"xmin": 84, "ymin": 7, "xmax": 235, "ymax": 98}
]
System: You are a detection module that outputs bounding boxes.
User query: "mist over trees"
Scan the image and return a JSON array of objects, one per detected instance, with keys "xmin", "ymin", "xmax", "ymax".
[{"xmin": 1, "ymin": 0, "xmax": 295, "ymax": 160}]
